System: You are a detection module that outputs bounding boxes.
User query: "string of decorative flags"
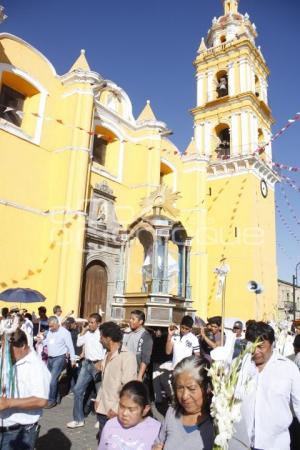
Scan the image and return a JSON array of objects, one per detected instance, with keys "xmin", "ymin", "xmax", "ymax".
[
  {"xmin": 275, "ymin": 203, "xmax": 300, "ymax": 244},
  {"xmin": 2, "ymin": 102, "xmax": 300, "ymax": 158},
  {"xmin": 277, "ymin": 242, "xmax": 295, "ymax": 263},
  {"xmin": 0, "ymin": 214, "xmax": 79, "ymax": 290},
  {"xmin": 207, "ymin": 177, "xmax": 248, "ymax": 304},
  {"xmin": 281, "ymin": 174, "xmax": 300, "ymax": 193},
  {"xmin": 279, "ymin": 185, "xmax": 300, "ymax": 226},
  {"xmin": 1, "ymin": 103, "xmax": 181, "ymax": 156},
  {"xmin": 185, "ymin": 177, "xmax": 232, "ymax": 226},
  {"xmin": 273, "ymin": 162, "xmax": 300, "ymax": 173}
]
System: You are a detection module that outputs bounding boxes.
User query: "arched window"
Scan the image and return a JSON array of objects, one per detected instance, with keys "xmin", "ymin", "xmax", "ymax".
[
  {"xmin": 255, "ymin": 75, "xmax": 260, "ymax": 98},
  {"xmin": 160, "ymin": 160, "xmax": 176, "ymax": 191},
  {"xmin": 0, "ymin": 68, "xmax": 46, "ymax": 143},
  {"xmin": 216, "ymin": 70, "xmax": 228, "ymax": 98},
  {"xmin": 215, "ymin": 123, "xmax": 231, "ymax": 158},
  {"xmin": 220, "ymin": 35, "xmax": 227, "ymax": 43},
  {"xmin": 258, "ymin": 128, "xmax": 266, "ymax": 157}
]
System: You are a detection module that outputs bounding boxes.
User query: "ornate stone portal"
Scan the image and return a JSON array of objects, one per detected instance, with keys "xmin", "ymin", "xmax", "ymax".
[
  {"xmin": 112, "ymin": 186, "xmax": 195, "ymax": 326},
  {"xmin": 81, "ymin": 181, "xmax": 121, "ymax": 319}
]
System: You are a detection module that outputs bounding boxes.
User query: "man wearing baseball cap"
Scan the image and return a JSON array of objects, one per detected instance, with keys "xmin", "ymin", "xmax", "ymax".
[{"xmin": 232, "ymin": 320, "xmax": 246, "ymax": 358}]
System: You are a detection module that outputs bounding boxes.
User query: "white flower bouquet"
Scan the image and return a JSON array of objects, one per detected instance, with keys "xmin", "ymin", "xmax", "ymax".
[{"xmin": 208, "ymin": 342, "xmax": 257, "ymax": 450}]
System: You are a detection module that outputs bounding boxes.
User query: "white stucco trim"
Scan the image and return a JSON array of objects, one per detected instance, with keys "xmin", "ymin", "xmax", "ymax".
[
  {"xmin": 207, "ymin": 168, "xmax": 275, "ymax": 191},
  {"xmin": 91, "ymin": 164, "xmax": 120, "ymax": 183},
  {"xmin": 0, "ymin": 33, "xmax": 57, "ymax": 77},
  {"xmin": 183, "ymin": 166, "xmax": 208, "ymax": 174},
  {"xmin": 53, "ymin": 146, "xmax": 91, "ymax": 154},
  {"xmin": 0, "ymin": 198, "xmax": 86, "ymax": 216}
]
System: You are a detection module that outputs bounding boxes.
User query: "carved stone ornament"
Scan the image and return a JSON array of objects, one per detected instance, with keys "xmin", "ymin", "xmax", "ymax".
[
  {"xmin": 94, "ymin": 181, "xmax": 114, "ymax": 197},
  {"xmin": 140, "ymin": 185, "xmax": 181, "ymax": 218}
]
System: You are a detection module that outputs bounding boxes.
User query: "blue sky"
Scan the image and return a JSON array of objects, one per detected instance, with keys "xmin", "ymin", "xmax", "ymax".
[{"xmin": 1, "ymin": 0, "xmax": 300, "ymax": 282}]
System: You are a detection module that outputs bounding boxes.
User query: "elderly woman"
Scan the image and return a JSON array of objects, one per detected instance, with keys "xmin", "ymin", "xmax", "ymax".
[{"xmin": 153, "ymin": 356, "xmax": 214, "ymax": 450}]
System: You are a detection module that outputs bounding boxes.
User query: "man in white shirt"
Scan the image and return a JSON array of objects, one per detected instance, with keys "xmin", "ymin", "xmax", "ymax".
[
  {"xmin": 42, "ymin": 316, "xmax": 76, "ymax": 408},
  {"xmin": 166, "ymin": 315, "xmax": 200, "ymax": 368},
  {"xmin": 53, "ymin": 305, "xmax": 63, "ymax": 324},
  {"xmin": 0, "ymin": 329, "xmax": 50, "ymax": 450},
  {"xmin": 229, "ymin": 321, "xmax": 300, "ymax": 450},
  {"xmin": 67, "ymin": 313, "xmax": 105, "ymax": 428}
]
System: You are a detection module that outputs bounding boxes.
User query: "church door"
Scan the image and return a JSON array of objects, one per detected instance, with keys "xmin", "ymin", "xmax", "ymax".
[{"xmin": 80, "ymin": 261, "xmax": 107, "ymax": 319}]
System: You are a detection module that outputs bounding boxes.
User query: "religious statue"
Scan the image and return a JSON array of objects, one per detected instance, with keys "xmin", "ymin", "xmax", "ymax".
[{"xmin": 96, "ymin": 201, "xmax": 107, "ymax": 223}]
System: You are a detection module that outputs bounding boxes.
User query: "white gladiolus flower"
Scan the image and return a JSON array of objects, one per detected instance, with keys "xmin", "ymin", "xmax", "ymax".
[{"xmin": 209, "ymin": 341, "xmax": 258, "ymax": 450}]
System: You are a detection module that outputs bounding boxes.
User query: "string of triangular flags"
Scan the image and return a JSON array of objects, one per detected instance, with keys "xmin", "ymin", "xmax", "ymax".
[
  {"xmin": 281, "ymin": 174, "xmax": 300, "ymax": 193},
  {"xmin": 279, "ymin": 185, "xmax": 300, "ymax": 226},
  {"xmin": 275, "ymin": 203, "xmax": 300, "ymax": 244},
  {"xmin": 277, "ymin": 242, "xmax": 295, "ymax": 263},
  {"xmin": 0, "ymin": 214, "xmax": 79, "ymax": 290},
  {"xmin": 1, "ymin": 103, "xmax": 300, "ymax": 158},
  {"xmin": 273, "ymin": 162, "xmax": 300, "ymax": 173},
  {"xmin": 208, "ymin": 178, "xmax": 248, "ymax": 305}
]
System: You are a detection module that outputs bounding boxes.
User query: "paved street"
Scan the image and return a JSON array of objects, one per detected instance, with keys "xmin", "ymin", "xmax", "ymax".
[{"xmin": 37, "ymin": 393, "xmax": 98, "ymax": 450}]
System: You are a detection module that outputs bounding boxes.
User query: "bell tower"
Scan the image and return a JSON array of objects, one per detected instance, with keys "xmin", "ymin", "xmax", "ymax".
[{"xmin": 190, "ymin": 1, "xmax": 279, "ymax": 320}]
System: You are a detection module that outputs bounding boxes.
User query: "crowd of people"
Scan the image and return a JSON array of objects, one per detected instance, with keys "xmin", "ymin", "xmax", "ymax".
[{"xmin": 0, "ymin": 305, "xmax": 300, "ymax": 450}]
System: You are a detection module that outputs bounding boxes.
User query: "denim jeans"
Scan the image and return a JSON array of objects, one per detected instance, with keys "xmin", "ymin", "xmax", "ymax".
[
  {"xmin": 73, "ymin": 359, "xmax": 99, "ymax": 422},
  {"xmin": 47, "ymin": 354, "xmax": 66, "ymax": 404},
  {"xmin": 0, "ymin": 423, "xmax": 40, "ymax": 450},
  {"xmin": 97, "ymin": 414, "xmax": 108, "ymax": 442}
]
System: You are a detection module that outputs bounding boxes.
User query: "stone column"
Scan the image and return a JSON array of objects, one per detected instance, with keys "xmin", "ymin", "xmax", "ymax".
[
  {"xmin": 250, "ymin": 65, "xmax": 256, "ymax": 94},
  {"xmin": 162, "ymin": 237, "xmax": 169, "ymax": 293},
  {"xmin": 250, "ymin": 114, "xmax": 258, "ymax": 153},
  {"xmin": 231, "ymin": 113, "xmax": 239, "ymax": 156},
  {"xmin": 151, "ymin": 237, "xmax": 160, "ymax": 293},
  {"xmin": 181, "ymin": 245, "xmax": 186, "ymax": 298},
  {"xmin": 228, "ymin": 62, "xmax": 235, "ymax": 96},
  {"xmin": 207, "ymin": 70, "xmax": 214, "ymax": 102},
  {"xmin": 185, "ymin": 238, "xmax": 192, "ymax": 300},
  {"xmin": 241, "ymin": 111, "xmax": 249, "ymax": 155},
  {"xmin": 178, "ymin": 245, "xmax": 183, "ymax": 296},
  {"xmin": 239, "ymin": 59, "xmax": 247, "ymax": 93},
  {"xmin": 204, "ymin": 121, "xmax": 212, "ymax": 156},
  {"xmin": 195, "ymin": 123, "xmax": 205, "ymax": 154},
  {"xmin": 115, "ymin": 238, "xmax": 127, "ymax": 295},
  {"xmin": 196, "ymin": 74, "xmax": 205, "ymax": 107}
]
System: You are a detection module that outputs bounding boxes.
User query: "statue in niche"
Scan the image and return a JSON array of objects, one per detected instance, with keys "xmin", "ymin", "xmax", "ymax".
[
  {"xmin": 141, "ymin": 241, "xmax": 178, "ymax": 293},
  {"xmin": 217, "ymin": 76, "xmax": 228, "ymax": 97},
  {"xmin": 96, "ymin": 201, "xmax": 107, "ymax": 223},
  {"xmin": 142, "ymin": 247, "xmax": 153, "ymax": 293}
]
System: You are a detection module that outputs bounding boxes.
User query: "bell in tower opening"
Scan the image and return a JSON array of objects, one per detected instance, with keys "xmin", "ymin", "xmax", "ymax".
[{"xmin": 217, "ymin": 75, "xmax": 228, "ymax": 98}]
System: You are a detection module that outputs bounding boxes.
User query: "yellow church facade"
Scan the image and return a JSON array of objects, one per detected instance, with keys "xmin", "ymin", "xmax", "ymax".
[{"xmin": 0, "ymin": 0, "xmax": 279, "ymax": 324}]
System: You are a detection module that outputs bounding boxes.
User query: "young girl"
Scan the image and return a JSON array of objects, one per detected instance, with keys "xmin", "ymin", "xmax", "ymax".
[{"xmin": 98, "ymin": 380, "xmax": 160, "ymax": 450}]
